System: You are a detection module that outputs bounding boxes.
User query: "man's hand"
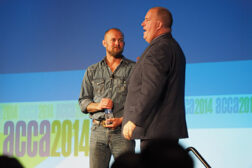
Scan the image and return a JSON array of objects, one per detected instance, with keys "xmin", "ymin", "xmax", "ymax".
[
  {"xmin": 104, "ymin": 117, "xmax": 123, "ymax": 129},
  {"xmin": 122, "ymin": 121, "xmax": 136, "ymax": 140},
  {"xmin": 97, "ymin": 98, "xmax": 113, "ymax": 110}
]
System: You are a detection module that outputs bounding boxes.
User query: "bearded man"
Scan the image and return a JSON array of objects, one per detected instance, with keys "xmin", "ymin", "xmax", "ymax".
[{"xmin": 79, "ymin": 28, "xmax": 135, "ymax": 168}]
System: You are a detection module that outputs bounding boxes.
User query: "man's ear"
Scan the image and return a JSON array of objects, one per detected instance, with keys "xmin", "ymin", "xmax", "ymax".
[
  {"xmin": 157, "ymin": 21, "xmax": 163, "ymax": 30},
  {"xmin": 102, "ymin": 40, "xmax": 106, "ymax": 47}
]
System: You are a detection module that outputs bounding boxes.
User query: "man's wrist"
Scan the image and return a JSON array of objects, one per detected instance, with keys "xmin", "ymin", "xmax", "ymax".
[{"xmin": 87, "ymin": 102, "xmax": 102, "ymax": 113}]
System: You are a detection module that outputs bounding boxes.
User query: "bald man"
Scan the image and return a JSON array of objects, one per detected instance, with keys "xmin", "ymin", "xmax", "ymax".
[
  {"xmin": 122, "ymin": 7, "xmax": 188, "ymax": 150},
  {"xmin": 79, "ymin": 28, "xmax": 135, "ymax": 168}
]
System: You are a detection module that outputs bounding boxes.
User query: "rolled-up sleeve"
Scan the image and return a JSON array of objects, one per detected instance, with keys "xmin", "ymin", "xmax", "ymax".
[{"xmin": 78, "ymin": 69, "xmax": 94, "ymax": 114}]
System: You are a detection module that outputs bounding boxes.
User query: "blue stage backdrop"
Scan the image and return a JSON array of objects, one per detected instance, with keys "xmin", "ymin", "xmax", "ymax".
[{"xmin": 0, "ymin": 0, "xmax": 252, "ymax": 168}]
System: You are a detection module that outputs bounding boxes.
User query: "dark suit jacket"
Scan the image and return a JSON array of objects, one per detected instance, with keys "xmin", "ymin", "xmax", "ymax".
[{"xmin": 123, "ymin": 33, "xmax": 188, "ymax": 139}]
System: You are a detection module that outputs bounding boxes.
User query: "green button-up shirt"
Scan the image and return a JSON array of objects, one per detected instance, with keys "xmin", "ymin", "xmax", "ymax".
[{"xmin": 78, "ymin": 56, "xmax": 135, "ymax": 120}]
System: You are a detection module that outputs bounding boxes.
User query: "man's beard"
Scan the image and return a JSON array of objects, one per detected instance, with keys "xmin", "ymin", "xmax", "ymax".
[{"xmin": 108, "ymin": 48, "xmax": 124, "ymax": 58}]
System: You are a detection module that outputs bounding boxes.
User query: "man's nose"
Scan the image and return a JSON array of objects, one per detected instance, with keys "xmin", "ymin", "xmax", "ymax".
[
  {"xmin": 115, "ymin": 40, "xmax": 120, "ymax": 46},
  {"xmin": 141, "ymin": 21, "xmax": 145, "ymax": 27}
]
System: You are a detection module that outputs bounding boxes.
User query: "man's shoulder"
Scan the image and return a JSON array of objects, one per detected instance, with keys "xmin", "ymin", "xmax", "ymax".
[
  {"xmin": 86, "ymin": 60, "xmax": 104, "ymax": 71},
  {"xmin": 123, "ymin": 57, "xmax": 136, "ymax": 65},
  {"xmin": 152, "ymin": 34, "xmax": 171, "ymax": 45},
  {"xmin": 149, "ymin": 34, "xmax": 181, "ymax": 53}
]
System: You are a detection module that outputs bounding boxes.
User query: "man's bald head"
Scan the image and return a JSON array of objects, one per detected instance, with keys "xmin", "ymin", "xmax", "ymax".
[{"xmin": 150, "ymin": 7, "xmax": 173, "ymax": 29}]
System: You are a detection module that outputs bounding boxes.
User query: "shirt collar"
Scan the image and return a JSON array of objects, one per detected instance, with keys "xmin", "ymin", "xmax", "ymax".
[
  {"xmin": 101, "ymin": 55, "xmax": 128, "ymax": 65},
  {"xmin": 150, "ymin": 33, "xmax": 172, "ymax": 44}
]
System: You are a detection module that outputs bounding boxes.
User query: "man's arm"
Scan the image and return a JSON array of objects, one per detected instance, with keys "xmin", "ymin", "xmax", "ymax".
[
  {"xmin": 86, "ymin": 98, "xmax": 113, "ymax": 113},
  {"xmin": 87, "ymin": 98, "xmax": 123, "ymax": 129},
  {"xmin": 129, "ymin": 51, "xmax": 170, "ymax": 125},
  {"xmin": 123, "ymin": 43, "xmax": 172, "ymax": 139},
  {"xmin": 78, "ymin": 69, "xmax": 94, "ymax": 113}
]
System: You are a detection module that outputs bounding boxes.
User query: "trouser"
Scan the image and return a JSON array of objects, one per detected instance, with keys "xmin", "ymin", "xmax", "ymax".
[{"xmin": 89, "ymin": 123, "xmax": 135, "ymax": 168}]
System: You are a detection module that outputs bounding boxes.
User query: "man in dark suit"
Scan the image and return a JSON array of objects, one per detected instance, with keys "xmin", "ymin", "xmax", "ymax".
[{"xmin": 122, "ymin": 7, "xmax": 188, "ymax": 150}]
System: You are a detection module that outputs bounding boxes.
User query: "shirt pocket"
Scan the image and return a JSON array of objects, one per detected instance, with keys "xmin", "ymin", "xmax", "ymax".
[
  {"xmin": 115, "ymin": 78, "xmax": 127, "ymax": 95},
  {"xmin": 92, "ymin": 79, "xmax": 105, "ymax": 97}
]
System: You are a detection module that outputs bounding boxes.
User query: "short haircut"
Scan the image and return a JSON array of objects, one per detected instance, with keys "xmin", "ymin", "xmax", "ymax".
[{"xmin": 104, "ymin": 28, "xmax": 124, "ymax": 39}]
